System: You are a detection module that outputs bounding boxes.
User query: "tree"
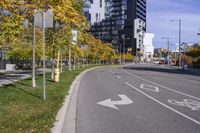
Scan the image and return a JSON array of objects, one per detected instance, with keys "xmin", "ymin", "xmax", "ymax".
[
  {"xmin": 100, "ymin": 43, "xmax": 114, "ymax": 64},
  {"xmin": 186, "ymin": 44, "xmax": 200, "ymax": 58},
  {"xmin": 1, "ymin": 0, "xmax": 118, "ymax": 88},
  {"xmin": 186, "ymin": 44, "xmax": 200, "ymax": 68},
  {"xmin": 125, "ymin": 53, "xmax": 134, "ymax": 63}
]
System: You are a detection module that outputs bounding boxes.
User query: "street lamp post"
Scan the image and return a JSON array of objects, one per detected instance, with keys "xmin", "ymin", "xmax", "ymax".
[
  {"xmin": 120, "ymin": 42, "xmax": 122, "ymax": 65},
  {"xmin": 162, "ymin": 37, "xmax": 170, "ymax": 66},
  {"xmin": 171, "ymin": 19, "xmax": 182, "ymax": 68},
  {"xmin": 123, "ymin": 37, "xmax": 127, "ymax": 64},
  {"xmin": 122, "ymin": 35, "xmax": 130, "ymax": 64}
]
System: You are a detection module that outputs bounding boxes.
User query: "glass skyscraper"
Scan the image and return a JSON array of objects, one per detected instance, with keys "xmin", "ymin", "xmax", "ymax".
[{"xmin": 85, "ymin": 0, "xmax": 146, "ymax": 55}]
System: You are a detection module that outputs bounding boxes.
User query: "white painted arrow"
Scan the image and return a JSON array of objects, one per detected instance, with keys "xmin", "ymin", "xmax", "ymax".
[{"xmin": 97, "ymin": 94, "xmax": 133, "ymax": 110}]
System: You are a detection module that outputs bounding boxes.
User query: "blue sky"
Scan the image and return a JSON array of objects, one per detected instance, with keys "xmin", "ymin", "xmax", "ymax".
[{"xmin": 147, "ymin": 0, "xmax": 200, "ymax": 48}]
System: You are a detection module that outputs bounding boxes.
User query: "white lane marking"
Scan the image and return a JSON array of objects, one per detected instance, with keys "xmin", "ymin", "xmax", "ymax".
[
  {"xmin": 168, "ymin": 99, "xmax": 200, "ymax": 111},
  {"xmin": 140, "ymin": 84, "xmax": 160, "ymax": 92},
  {"xmin": 111, "ymin": 69, "xmax": 116, "ymax": 75},
  {"xmin": 123, "ymin": 69, "xmax": 200, "ymax": 101},
  {"xmin": 111, "ymin": 69, "xmax": 121, "ymax": 79},
  {"xmin": 97, "ymin": 94, "xmax": 133, "ymax": 110},
  {"xmin": 116, "ymin": 75, "xmax": 121, "ymax": 79},
  {"xmin": 125, "ymin": 81, "xmax": 200, "ymax": 125}
]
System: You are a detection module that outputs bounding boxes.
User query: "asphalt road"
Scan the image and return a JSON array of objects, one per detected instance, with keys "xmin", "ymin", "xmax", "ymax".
[{"xmin": 75, "ymin": 64, "xmax": 200, "ymax": 133}]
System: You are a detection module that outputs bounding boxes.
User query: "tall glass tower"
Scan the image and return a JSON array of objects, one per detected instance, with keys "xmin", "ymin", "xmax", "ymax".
[{"xmin": 84, "ymin": 0, "xmax": 146, "ymax": 55}]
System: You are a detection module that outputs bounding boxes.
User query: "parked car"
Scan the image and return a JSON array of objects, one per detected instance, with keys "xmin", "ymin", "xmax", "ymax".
[
  {"xmin": 159, "ymin": 60, "xmax": 165, "ymax": 64},
  {"xmin": 153, "ymin": 60, "xmax": 159, "ymax": 64}
]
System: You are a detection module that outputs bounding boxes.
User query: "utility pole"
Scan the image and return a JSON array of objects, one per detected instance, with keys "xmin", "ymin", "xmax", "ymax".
[
  {"xmin": 122, "ymin": 35, "xmax": 130, "ymax": 64},
  {"xmin": 120, "ymin": 42, "xmax": 122, "ymax": 65},
  {"xmin": 171, "ymin": 19, "xmax": 182, "ymax": 68},
  {"xmin": 179, "ymin": 20, "xmax": 182, "ymax": 68},
  {"xmin": 162, "ymin": 37, "xmax": 170, "ymax": 66},
  {"xmin": 167, "ymin": 39, "xmax": 170, "ymax": 66},
  {"xmin": 123, "ymin": 37, "xmax": 125, "ymax": 64}
]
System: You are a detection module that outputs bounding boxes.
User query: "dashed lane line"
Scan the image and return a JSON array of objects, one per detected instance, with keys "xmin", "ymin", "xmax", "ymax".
[{"xmin": 122, "ymin": 69, "xmax": 200, "ymax": 101}]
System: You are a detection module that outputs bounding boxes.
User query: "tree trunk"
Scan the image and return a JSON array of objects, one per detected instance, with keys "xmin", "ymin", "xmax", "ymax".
[
  {"xmin": 51, "ymin": 59, "xmax": 55, "ymax": 80},
  {"xmin": 60, "ymin": 50, "xmax": 63, "ymax": 73},
  {"xmin": 32, "ymin": 23, "xmax": 36, "ymax": 88},
  {"xmin": 51, "ymin": 37, "xmax": 55, "ymax": 79}
]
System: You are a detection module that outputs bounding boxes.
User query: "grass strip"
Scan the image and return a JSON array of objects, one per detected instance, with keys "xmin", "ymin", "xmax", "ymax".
[{"xmin": 0, "ymin": 66, "xmax": 94, "ymax": 133}]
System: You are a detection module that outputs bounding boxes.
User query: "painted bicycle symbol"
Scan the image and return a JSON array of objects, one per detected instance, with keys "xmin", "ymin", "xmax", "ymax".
[{"xmin": 168, "ymin": 99, "xmax": 200, "ymax": 111}]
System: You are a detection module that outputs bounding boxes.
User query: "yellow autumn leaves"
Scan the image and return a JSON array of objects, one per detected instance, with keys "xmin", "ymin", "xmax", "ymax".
[{"xmin": 0, "ymin": 0, "xmax": 123, "ymax": 63}]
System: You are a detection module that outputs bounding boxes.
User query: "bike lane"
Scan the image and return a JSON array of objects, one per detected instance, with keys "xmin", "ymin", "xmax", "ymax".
[
  {"xmin": 73, "ymin": 67, "xmax": 200, "ymax": 133},
  {"xmin": 111, "ymin": 67, "xmax": 200, "ymax": 126}
]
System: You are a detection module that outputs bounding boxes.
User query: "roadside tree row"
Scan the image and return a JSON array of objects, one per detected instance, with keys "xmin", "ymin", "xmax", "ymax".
[{"xmin": 0, "ymin": 0, "xmax": 124, "ymax": 87}]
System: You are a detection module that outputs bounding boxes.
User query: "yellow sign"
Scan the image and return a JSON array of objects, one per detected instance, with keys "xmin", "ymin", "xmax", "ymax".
[{"xmin": 140, "ymin": 50, "xmax": 143, "ymax": 54}]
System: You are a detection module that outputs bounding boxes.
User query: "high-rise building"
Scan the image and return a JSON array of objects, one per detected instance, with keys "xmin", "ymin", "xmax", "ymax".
[
  {"xmin": 84, "ymin": 0, "xmax": 146, "ymax": 55},
  {"xmin": 143, "ymin": 33, "xmax": 154, "ymax": 62}
]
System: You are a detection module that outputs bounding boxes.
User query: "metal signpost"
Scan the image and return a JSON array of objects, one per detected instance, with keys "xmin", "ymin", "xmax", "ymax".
[
  {"xmin": 69, "ymin": 29, "xmax": 78, "ymax": 71},
  {"xmin": 34, "ymin": 9, "xmax": 53, "ymax": 100}
]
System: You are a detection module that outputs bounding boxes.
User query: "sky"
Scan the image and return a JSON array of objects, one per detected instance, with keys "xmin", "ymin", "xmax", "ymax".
[{"xmin": 147, "ymin": 0, "xmax": 200, "ymax": 49}]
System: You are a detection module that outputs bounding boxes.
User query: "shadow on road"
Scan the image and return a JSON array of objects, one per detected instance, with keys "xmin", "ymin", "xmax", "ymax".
[{"xmin": 123, "ymin": 66, "xmax": 200, "ymax": 78}]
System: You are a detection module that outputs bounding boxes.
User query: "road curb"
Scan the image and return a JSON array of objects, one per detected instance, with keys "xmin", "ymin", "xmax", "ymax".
[{"xmin": 51, "ymin": 67, "xmax": 100, "ymax": 133}]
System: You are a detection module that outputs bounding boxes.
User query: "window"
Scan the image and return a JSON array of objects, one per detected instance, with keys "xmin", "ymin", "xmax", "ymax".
[
  {"xmin": 96, "ymin": 13, "xmax": 98, "ymax": 22},
  {"xmin": 122, "ymin": 0, "xmax": 127, "ymax": 4},
  {"xmin": 100, "ymin": 0, "xmax": 102, "ymax": 7},
  {"xmin": 122, "ymin": 5, "xmax": 127, "ymax": 10},
  {"xmin": 99, "ymin": 13, "xmax": 101, "ymax": 21}
]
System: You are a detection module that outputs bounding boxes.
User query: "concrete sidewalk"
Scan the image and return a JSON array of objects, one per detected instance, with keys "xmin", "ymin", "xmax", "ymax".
[
  {"xmin": 0, "ymin": 73, "xmax": 31, "ymax": 87},
  {"xmin": 0, "ymin": 69, "xmax": 51, "ymax": 87}
]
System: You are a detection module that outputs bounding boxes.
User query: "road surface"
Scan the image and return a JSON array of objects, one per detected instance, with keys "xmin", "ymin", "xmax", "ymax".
[{"xmin": 66, "ymin": 64, "xmax": 200, "ymax": 133}]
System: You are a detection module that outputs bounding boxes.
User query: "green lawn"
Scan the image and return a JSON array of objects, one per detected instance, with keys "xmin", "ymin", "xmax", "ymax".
[{"xmin": 0, "ymin": 66, "xmax": 94, "ymax": 133}]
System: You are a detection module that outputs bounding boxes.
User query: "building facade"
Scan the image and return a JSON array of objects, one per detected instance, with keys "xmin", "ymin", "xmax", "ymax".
[
  {"xmin": 84, "ymin": 0, "xmax": 146, "ymax": 55},
  {"xmin": 134, "ymin": 18, "xmax": 145, "ymax": 53},
  {"xmin": 143, "ymin": 33, "xmax": 154, "ymax": 62}
]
